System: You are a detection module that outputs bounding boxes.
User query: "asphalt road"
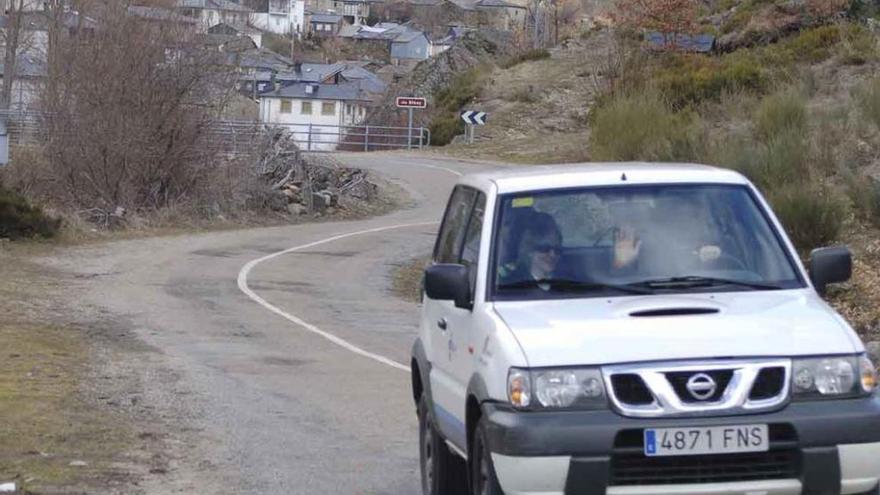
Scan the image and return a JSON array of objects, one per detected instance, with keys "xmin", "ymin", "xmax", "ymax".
[{"xmin": 41, "ymin": 153, "xmax": 490, "ymax": 494}]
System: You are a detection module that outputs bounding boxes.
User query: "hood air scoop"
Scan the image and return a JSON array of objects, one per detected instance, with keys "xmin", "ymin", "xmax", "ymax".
[{"xmin": 629, "ymin": 307, "xmax": 720, "ymax": 317}]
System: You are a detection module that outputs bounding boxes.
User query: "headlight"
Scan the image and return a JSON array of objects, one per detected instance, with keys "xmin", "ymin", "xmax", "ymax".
[
  {"xmin": 792, "ymin": 355, "xmax": 872, "ymax": 399},
  {"xmin": 508, "ymin": 367, "xmax": 606, "ymax": 410}
]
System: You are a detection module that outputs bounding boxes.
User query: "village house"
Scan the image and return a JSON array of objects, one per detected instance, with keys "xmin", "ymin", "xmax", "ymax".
[
  {"xmin": 176, "ymin": 0, "xmax": 253, "ymax": 32},
  {"xmin": 258, "ymin": 62, "xmax": 386, "ymax": 150},
  {"xmin": 208, "ymin": 21, "xmax": 264, "ymax": 47},
  {"xmin": 235, "ymin": 0, "xmax": 306, "ymax": 36},
  {"xmin": 308, "ymin": 12, "xmax": 343, "ymax": 37},
  {"xmin": 338, "ymin": 22, "xmax": 436, "ymax": 63},
  {"xmin": 389, "ymin": 28, "xmax": 430, "ymax": 64}
]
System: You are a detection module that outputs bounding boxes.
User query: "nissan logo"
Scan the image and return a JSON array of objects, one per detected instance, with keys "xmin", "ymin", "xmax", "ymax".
[{"xmin": 686, "ymin": 373, "xmax": 717, "ymax": 401}]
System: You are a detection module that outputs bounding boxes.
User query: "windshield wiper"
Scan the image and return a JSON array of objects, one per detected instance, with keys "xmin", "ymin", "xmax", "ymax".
[
  {"xmin": 628, "ymin": 276, "xmax": 784, "ymax": 291},
  {"xmin": 498, "ymin": 278, "xmax": 652, "ymax": 295}
]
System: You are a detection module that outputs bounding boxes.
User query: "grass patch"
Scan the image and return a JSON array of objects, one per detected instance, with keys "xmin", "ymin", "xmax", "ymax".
[
  {"xmin": 0, "ymin": 256, "xmax": 135, "ymax": 492},
  {"xmin": 499, "ymin": 48, "xmax": 551, "ymax": 69},
  {"xmin": 390, "ymin": 255, "xmax": 429, "ymax": 303},
  {"xmin": 507, "ymin": 86, "xmax": 539, "ymax": 103}
]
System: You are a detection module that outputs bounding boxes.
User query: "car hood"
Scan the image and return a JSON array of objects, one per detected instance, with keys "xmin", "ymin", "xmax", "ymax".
[{"xmin": 492, "ymin": 290, "xmax": 860, "ymax": 368}]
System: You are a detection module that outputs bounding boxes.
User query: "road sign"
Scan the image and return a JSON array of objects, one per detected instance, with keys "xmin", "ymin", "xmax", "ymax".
[
  {"xmin": 396, "ymin": 97, "xmax": 427, "ymax": 109},
  {"xmin": 461, "ymin": 111, "xmax": 487, "ymax": 125}
]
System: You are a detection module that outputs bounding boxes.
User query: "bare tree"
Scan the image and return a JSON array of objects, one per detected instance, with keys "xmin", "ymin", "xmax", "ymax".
[
  {"xmin": 613, "ymin": 0, "xmax": 698, "ymax": 48},
  {"xmin": 2, "ymin": 0, "xmax": 28, "ymax": 110},
  {"xmin": 40, "ymin": 0, "xmax": 238, "ymax": 211}
]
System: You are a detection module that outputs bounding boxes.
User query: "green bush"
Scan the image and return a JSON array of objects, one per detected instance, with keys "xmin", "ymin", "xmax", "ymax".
[
  {"xmin": 783, "ymin": 25, "xmax": 841, "ymax": 63},
  {"xmin": 654, "ymin": 53, "xmax": 767, "ymax": 109},
  {"xmin": 768, "ymin": 186, "xmax": 844, "ymax": 252},
  {"xmin": 710, "ymin": 127, "xmax": 810, "ymax": 190},
  {"xmin": 435, "ymin": 69, "xmax": 484, "ymax": 113},
  {"xmin": 852, "ymin": 77, "xmax": 880, "ymax": 130},
  {"xmin": 430, "ymin": 68, "xmax": 486, "ymax": 147},
  {"xmin": 589, "ymin": 90, "xmax": 704, "ymax": 161},
  {"xmin": 0, "ymin": 184, "xmax": 59, "ymax": 240},
  {"xmin": 753, "ymin": 90, "xmax": 808, "ymax": 142},
  {"xmin": 430, "ymin": 115, "xmax": 464, "ymax": 146},
  {"xmin": 499, "ymin": 49, "xmax": 551, "ymax": 69}
]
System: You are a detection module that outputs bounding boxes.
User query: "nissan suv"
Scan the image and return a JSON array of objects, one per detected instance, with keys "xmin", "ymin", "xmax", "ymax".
[{"xmin": 410, "ymin": 163, "xmax": 880, "ymax": 495}]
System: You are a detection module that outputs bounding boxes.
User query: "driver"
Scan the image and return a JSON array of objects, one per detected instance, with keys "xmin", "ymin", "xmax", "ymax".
[{"xmin": 499, "ymin": 212, "xmax": 562, "ymax": 285}]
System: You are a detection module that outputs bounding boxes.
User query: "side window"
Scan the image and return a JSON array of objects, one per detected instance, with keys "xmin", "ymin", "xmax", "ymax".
[
  {"xmin": 435, "ymin": 187, "xmax": 476, "ymax": 263},
  {"xmin": 461, "ymin": 193, "xmax": 486, "ymax": 291}
]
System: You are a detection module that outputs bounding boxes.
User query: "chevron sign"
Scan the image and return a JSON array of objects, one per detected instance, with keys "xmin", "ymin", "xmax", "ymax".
[{"xmin": 461, "ymin": 111, "xmax": 487, "ymax": 125}]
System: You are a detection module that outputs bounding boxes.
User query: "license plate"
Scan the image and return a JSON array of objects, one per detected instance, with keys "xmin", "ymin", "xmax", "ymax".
[{"xmin": 644, "ymin": 424, "xmax": 768, "ymax": 457}]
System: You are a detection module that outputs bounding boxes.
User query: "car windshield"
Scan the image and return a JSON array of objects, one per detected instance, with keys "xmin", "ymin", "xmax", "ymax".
[{"xmin": 492, "ymin": 184, "xmax": 803, "ymax": 300}]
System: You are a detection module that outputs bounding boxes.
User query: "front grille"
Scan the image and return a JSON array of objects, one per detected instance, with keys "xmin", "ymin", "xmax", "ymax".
[
  {"xmin": 609, "ymin": 425, "xmax": 800, "ymax": 486},
  {"xmin": 611, "ymin": 374, "xmax": 654, "ymax": 405},
  {"xmin": 750, "ymin": 367, "xmax": 786, "ymax": 401},
  {"xmin": 666, "ymin": 370, "xmax": 733, "ymax": 403}
]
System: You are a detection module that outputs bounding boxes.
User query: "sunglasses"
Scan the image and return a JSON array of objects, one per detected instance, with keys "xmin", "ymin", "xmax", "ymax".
[{"xmin": 534, "ymin": 243, "xmax": 561, "ymax": 254}]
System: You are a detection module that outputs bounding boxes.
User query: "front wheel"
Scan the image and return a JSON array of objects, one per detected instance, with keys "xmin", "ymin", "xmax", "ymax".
[
  {"xmin": 419, "ymin": 395, "xmax": 467, "ymax": 495},
  {"xmin": 471, "ymin": 415, "xmax": 504, "ymax": 495}
]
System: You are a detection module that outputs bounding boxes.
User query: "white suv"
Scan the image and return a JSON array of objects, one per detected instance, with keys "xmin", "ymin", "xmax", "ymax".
[{"xmin": 410, "ymin": 163, "xmax": 880, "ymax": 495}]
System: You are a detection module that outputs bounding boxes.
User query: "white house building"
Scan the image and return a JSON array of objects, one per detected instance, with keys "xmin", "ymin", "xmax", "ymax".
[
  {"xmin": 237, "ymin": 0, "xmax": 305, "ymax": 36},
  {"xmin": 177, "ymin": 0, "xmax": 253, "ymax": 32},
  {"xmin": 258, "ymin": 63, "xmax": 386, "ymax": 151}
]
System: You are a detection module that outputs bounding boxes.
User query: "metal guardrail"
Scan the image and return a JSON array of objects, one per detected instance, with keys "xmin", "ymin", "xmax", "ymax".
[
  {"xmin": 210, "ymin": 121, "xmax": 431, "ymax": 153},
  {"xmin": 0, "ymin": 112, "xmax": 430, "ymax": 155}
]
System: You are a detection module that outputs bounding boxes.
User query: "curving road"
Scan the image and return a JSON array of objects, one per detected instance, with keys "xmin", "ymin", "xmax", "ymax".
[{"xmin": 42, "ymin": 153, "xmax": 494, "ymax": 494}]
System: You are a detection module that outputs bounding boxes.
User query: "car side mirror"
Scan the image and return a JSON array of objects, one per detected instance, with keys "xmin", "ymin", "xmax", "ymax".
[
  {"xmin": 424, "ymin": 264, "xmax": 472, "ymax": 310},
  {"xmin": 809, "ymin": 246, "xmax": 852, "ymax": 296}
]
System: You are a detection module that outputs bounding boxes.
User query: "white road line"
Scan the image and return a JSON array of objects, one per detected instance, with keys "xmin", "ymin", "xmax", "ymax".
[
  {"xmin": 237, "ymin": 222, "xmax": 438, "ymax": 373},
  {"xmin": 414, "ymin": 163, "xmax": 463, "ymax": 177}
]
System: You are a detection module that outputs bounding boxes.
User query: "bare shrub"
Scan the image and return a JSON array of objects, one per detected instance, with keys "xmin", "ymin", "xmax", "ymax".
[
  {"xmin": 39, "ymin": 0, "xmax": 236, "ymax": 214},
  {"xmin": 613, "ymin": 0, "xmax": 699, "ymax": 41}
]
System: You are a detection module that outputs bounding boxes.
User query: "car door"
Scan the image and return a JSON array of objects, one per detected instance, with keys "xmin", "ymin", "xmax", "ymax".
[{"xmin": 425, "ymin": 186, "xmax": 480, "ymax": 451}]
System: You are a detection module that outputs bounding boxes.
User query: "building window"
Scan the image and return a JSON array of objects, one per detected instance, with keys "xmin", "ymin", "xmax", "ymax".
[
  {"xmin": 280, "ymin": 100, "xmax": 292, "ymax": 113},
  {"xmin": 321, "ymin": 102, "xmax": 336, "ymax": 116},
  {"xmin": 301, "ymin": 101, "xmax": 313, "ymax": 114}
]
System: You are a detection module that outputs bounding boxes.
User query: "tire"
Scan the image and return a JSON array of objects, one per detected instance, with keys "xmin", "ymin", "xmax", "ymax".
[
  {"xmin": 470, "ymin": 415, "xmax": 504, "ymax": 495},
  {"xmin": 419, "ymin": 395, "xmax": 467, "ymax": 495}
]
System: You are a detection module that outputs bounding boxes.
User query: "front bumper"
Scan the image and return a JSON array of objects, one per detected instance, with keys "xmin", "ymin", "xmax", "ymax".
[{"xmin": 484, "ymin": 396, "xmax": 880, "ymax": 495}]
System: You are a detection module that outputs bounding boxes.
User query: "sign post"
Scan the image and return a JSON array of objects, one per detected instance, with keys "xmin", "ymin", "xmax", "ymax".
[
  {"xmin": 460, "ymin": 111, "xmax": 487, "ymax": 145},
  {"xmin": 396, "ymin": 97, "xmax": 427, "ymax": 150}
]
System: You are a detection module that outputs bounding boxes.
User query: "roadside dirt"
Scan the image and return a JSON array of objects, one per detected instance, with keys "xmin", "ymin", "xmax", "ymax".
[
  {"xmin": 0, "ymin": 166, "xmax": 410, "ymax": 494},
  {"xmin": 0, "ymin": 247, "xmax": 180, "ymax": 494}
]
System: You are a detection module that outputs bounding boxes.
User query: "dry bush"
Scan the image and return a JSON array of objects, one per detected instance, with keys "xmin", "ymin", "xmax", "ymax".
[
  {"xmin": 613, "ymin": 0, "xmax": 699, "ymax": 39},
  {"xmin": 38, "ymin": 0, "xmax": 236, "ymax": 214}
]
